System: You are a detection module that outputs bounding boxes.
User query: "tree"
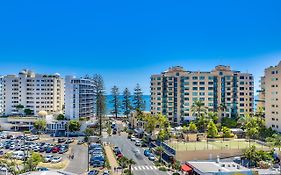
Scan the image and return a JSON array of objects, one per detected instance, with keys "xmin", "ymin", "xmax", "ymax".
[
  {"xmin": 122, "ymin": 88, "xmax": 132, "ymax": 119},
  {"xmin": 207, "ymin": 112, "xmax": 218, "ymax": 124},
  {"xmin": 155, "ymin": 146, "xmax": 164, "ymax": 162},
  {"xmin": 144, "ymin": 114, "xmax": 157, "ymax": 134},
  {"xmin": 0, "ymin": 153, "xmax": 21, "ymax": 175},
  {"xmin": 84, "ymin": 127, "xmax": 94, "ymax": 142},
  {"xmin": 207, "ymin": 120, "xmax": 218, "ymax": 138},
  {"xmin": 221, "ymin": 126, "xmax": 232, "ymax": 138},
  {"xmin": 34, "ymin": 119, "xmax": 47, "ymax": 134},
  {"xmin": 24, "ymin": 108, "xmax": 33, "ymax": 115},
  {"xmin": 24, "ymin": 152, "xmax": 43, "ymax": 172},
  {"xmin": 15, "ymin": 104, "xmax": 24, "ymax": 115},
  {"xmin": 110, "ymin": 85, "xmax": 121, "ymax": 118},
  {"xmin": 133, "ymin": 84, "xmax": 145, "ymax": 111},
  {"xmin": 188, "ymin": 122, "xmax": 198, "ymax": 133},
  {"xmin": 191, "ymin": 100, "xmax": 206, "ymax": 118},
  {"xmin": 67, "ymin": 120, "xmax": 81, "ymax": 132},
  {"xmin": 93, "ymin": 74, "xmax": 106, "ymax": 137},
  {"xmin": 218, "ymin": 103, "xmax": 227, "ymax": 120},
  {"xmin": 266, "ymin": 134, "xmax": 281, "ymax": 151},
  {"xmin": 127, "ymin": 158, "xmax": 136, "ymax": 174},
  {"xmin": 221, "ymin": 117, "xmax": 237, "ymax": 128},
  {"xmin": 56, "ymin": 114, "xmax": 66, "ymax": 120}
]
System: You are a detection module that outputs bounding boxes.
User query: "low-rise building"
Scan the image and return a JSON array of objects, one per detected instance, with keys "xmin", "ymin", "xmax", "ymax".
[{"xmin": 186, "ymin": 160, "xmax": 253, "ymax": 175}]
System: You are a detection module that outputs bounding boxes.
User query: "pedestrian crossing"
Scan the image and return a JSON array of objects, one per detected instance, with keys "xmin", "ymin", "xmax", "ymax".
[{"xmin": 132, "ymin": 165, "xmax": 158, "ymax": 171}]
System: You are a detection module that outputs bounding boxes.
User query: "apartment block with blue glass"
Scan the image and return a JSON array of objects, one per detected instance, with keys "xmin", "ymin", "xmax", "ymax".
[{"xmin": 150, "ymin": 65, "xmax": 254, "ymax": 125}]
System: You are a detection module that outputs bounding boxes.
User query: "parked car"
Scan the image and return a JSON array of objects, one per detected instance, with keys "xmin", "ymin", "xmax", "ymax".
[
  {"xmin": 144, "ymin": 149, "xmax": 151, "ymax": 157},
  {"xmin": 59, "ymin": 148, "xmax": 68, "ymax": 154},
  {"xmin": 92, "ymin": 160, "xmax": 104, "ymax": 167},
  {"xmin": 46, "ymin": 147, "xmax": 53, "ymax": 153},
  {"xmin": 66, "ymin": 138, "xmax": 74, "ymax": 144},
  {"xmin": 148, "ymin": 154, "xmax": 155, "ymax": 161},
  {"xmin": 102, "ymin": 170, "xmax": 110, "ymax": 175},
  {"xmin": 52, "ymin": 146, "xmax": 60, "ymax": 153},
  {"xmin": 51, "ymin": 157, "xmax": 62, "ymax": 163},
  {"xmin": 130, "ymin": 136, "xmax": 136, "ymax": 141},
  {"xmin": 88, "ymin": 170, "xmax": 99, "ymax": 175},
  {"xmin": 44, "ymin": 155, "xmax": 54, "ymax": 162},
  {"xmin": 58, "ymin": 138, "xmax": 66, "ymax": 143},
  {"xmin": 77, "ymin": 140, "xmax": 84, "ymax": 145},
  {"xmin": 135, "ymin": 140, "xmax": 141, "ymax": 147},
  {"xmin": 37, "ymin": 167, "xmax": 49, "ymax": 171}
]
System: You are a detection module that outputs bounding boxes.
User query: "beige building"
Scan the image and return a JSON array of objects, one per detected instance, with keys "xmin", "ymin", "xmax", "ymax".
[
  {"xmin": 151, "ymin": 65, "xmax": 254, "ymax": 125},
  {"xmin": 0, "ymin": 69, "xmax": 64, "ymax": 116},
  {"xmin": 262, "ymin": 62, "xmax": 281, "ymax": 132},
  {"xmin": 256, "ymin": 76, "xmax": 265, "ymax": 110}
]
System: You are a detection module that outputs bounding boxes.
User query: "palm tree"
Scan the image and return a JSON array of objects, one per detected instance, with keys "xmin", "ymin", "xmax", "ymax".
[
  {"xmin": 155, "ymin": 146, "xmax": 164, "ymax": 163},
  {"xmin": 266, "ymin": 134, "xmax": 281, "ymax": 151},
  {"xmin": 191, "ymin": 100, "xmax": 207, "ymax": 118},
  {"xmin": 207, "ymin": 112, "xmax": 218, "ymax": 124},
  {"xmin": 218, "ymin": 103, "xmax": 227, "ymax": 121},
  {"xmin": 127, "ymin": 158, "xmax": 136, "ymax": 174}
]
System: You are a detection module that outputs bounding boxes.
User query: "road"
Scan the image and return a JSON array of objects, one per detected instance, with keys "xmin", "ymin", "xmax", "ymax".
[
  {"xmin": 63, "ymin": 142, "xmax": 88, "ymax": 175},
  {"xmin": 64, "ymin": 144, "xmax": 88, "ymax": 174},
  {"xmin": 103, "ymin": 132, "xmax": 170, "ymax": 175}
]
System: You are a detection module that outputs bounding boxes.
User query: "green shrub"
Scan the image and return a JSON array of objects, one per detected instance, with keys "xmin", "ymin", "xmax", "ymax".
[
  {"xmin": 159, "ymin": 167, "xmax": 167, "ymax": 171},
  {"xmin": 154, "ymin": 162, "xmax": 161, "ymax": 167}
]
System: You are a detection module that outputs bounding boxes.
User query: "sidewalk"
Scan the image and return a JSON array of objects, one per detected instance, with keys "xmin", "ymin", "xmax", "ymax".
[{"xmin": 104, "ymin": 144, "xmax": 120, "ymax": 175}]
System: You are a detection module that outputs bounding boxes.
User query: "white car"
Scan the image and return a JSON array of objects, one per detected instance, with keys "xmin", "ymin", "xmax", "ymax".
[
  {"xmin": 130, "ymin": 136, "xmax": 136, "ymax": 141},
  {"xmin": 44, "ymin": 155, "xmax": 54, "ymax": 162},
  {"xmin": 135, "ymin": 140, "xmax": 141, "ymax": 147},
  {"xmin": 16, "ymin": 154, "xmax": 25, "ymax": 160},
  {"xmin": 51, "ymin": 157, "xmax": 62, "ymax": 163}
]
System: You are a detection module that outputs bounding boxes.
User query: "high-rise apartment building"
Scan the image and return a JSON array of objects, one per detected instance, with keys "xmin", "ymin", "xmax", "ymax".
[
  {"xmin": 0, "ymin": 70, "xmax": 64, "ymax": 116},
  {"xmin": 0, "ymin": 76, "xmax": 4, "ymax": 115},
  {"xmin": 261, "ymin": 62, "xmax": 281, "ymax": 132},
  {"xmin": 256, "ymin": 76, "xmax": 265, "ymax": 110},
  {"xmin": 151, "ymin": 65, "xmax": 254, "ymax": 125},
  {"xmin": 65, "ymin": 76, "xmax": 95, "ymax": 120}
]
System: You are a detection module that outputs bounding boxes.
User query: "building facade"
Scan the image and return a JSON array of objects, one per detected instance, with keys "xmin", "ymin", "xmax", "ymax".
[
  {"xmin": 65, "ymin": 76, "xmax": 95, "ymax": 120},
  {"xmin": 151, "ymin": 65, "xmax": 254, "ymax": 125},
  {"xmin": 256, "ymin": 76, "xmax": 265, "ymax": 110},
  {"xmin": 0, "ymin": 70, "xmax": 64, "ymax": 116},
  {"xmin": 262, "ymin": 62, "xmax": 281, "ymax": 132},
  {"xmin": 0, "ymin": 76, "xmax": 4, "ymax": 115}
]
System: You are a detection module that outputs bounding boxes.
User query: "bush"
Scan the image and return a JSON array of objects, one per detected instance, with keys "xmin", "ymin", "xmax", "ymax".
[
  {"xmin": 154, "ymin": 162, "xmax": 161, "ymax": 167},
  {"xmin": 159, "ymin": 167, "xmax": 167, "ymax": 171}
]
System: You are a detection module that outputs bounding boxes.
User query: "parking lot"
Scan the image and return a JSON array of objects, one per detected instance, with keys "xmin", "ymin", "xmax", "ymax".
[{"xmin": 0, "ymin": 131, "xmax": 84, "ymax": 173}]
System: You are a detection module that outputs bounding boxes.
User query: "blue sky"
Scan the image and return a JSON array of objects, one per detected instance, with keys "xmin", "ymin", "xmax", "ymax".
[{"xmin": 0, "ymin": 0, "xmax": 280, "ymax": 94}]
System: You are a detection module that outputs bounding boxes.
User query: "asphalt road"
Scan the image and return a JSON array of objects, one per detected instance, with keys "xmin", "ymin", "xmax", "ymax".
[
  {"xmin": 103, "ymin": 133, "xmax": 169, "ymax": 175},
  {"xmin": 64, "ymin": 143, "xmax": 88, "ymax": 175}
]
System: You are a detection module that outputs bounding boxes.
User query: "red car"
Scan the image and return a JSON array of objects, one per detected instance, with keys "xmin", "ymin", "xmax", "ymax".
[
  {"xmin": 52, "ymin": 146, "xmax": 60, "ymax": 153},
  {"xmin": 117, "ymin": 153, "xmax": 123, "ymax": 159}
]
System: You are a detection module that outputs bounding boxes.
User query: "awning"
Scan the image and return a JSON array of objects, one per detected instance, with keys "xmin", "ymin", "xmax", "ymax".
[{"xmin": 181, "ymin": 164, "xmax": 192, "ymax": 172}]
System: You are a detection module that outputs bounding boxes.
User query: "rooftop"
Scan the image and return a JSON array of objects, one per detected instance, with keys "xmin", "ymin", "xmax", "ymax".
[{"xmin": 187, "ymin": 160, "xmax": 250, "ymax": 173}]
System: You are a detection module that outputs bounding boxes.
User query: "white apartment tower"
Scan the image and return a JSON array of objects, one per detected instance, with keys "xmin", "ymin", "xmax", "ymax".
[
  {"xmin": 151, "ymin": 65, "xmax": 254, "ymax": 125},
  {"xmin": 262, "ymin": 62, "xmax": 281, "ymax": 132},
  {"xmin": 0, "ymin": 76, "xmax": 4, "ymax": 115},
  {"xmin": 0, "ymin": 70, "xmax": 64, "ymax": 116},
  {"xmin": 65, "ymin": 76, "xmax": 95, "ymax": 120}
]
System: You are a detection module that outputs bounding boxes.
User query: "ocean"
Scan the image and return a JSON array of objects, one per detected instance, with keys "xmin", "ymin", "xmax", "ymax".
[{"xmin": 105, "ymin": 95, "xmax": 151, "ymax": 114}]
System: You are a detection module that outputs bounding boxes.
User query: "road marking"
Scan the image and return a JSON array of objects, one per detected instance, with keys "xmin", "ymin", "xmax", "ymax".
[{"xmin": 152, "ymin": 166, "xmax": 157, "ymax": 170}]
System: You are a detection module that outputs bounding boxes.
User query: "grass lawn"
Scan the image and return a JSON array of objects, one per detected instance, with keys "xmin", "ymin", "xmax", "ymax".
[
  {"xmin": 38, "ymin": 160, "xmax": 68, "ymax": 169},
  {"xmin": 168, "ymin": 140, "xmax": 268, "ymax": 151}
]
